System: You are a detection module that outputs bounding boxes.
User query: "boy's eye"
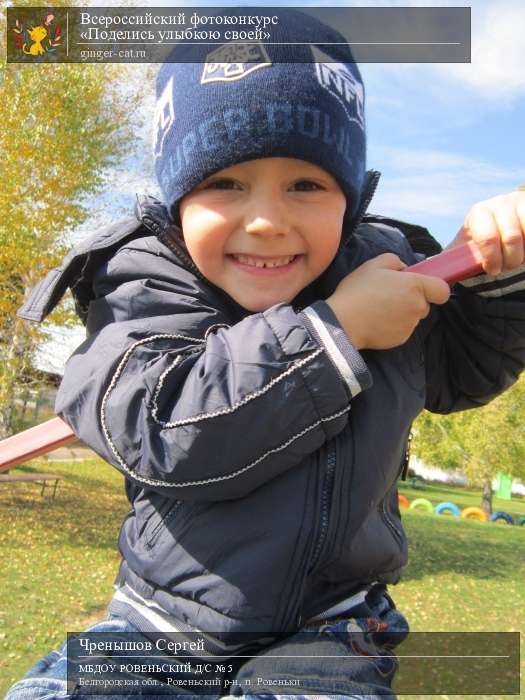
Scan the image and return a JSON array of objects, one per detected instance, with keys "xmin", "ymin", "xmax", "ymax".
[
  {"xmin": 292, "ymin": 180, "xmax": 324, "ymax": 192},
  {"xmin": 201, "ymin": 178, "xmax": 325, "ymax": 192},
  {"xmin": 203, "ymin": 178, "xmax": 240, "ymax": 190}
]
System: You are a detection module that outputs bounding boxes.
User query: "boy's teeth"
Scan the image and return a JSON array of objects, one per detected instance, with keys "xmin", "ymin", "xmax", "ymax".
[{"xmin": 233, "ymin": 254, "xmax": 296, "ymax": 268}]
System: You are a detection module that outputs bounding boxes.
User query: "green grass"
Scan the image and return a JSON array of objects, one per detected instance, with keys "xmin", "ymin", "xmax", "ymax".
[
  {"xmin": 0, "ymin": 462, "xmax": 523, "ymax": 698},
  {"xmin": 0, "ymin": 459, "xmax": 129, "ymax": 695}
]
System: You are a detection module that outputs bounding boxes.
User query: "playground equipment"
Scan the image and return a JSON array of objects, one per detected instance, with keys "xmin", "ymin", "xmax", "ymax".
[
  {"xmin": 460, "ymin": 507, "xmax": 488, "ymax": 522},
  {"xmin": 435, "ymin": 501, "xmax": 461, "ymax": 517},
  {"xmin": 490, "ymin": 511, "xmax": 514, "ymax": 525},
  {"xmin": 409, "ymin": 498, "xmax": 434, "ymax": 514},
  {"xmin": 409, "ymin": 476, "xmax": 425, "ymax": 490},
  {"xmin": 398, "ymin": 494, "xmax": 410, "ymax": 509},
  {"xmin": 494, "ymin": 472, "xmax": 513, "ymax": 500},
  {"xmin": 0, "ymin": 416, "xmax": 75, "ymax": 473}
]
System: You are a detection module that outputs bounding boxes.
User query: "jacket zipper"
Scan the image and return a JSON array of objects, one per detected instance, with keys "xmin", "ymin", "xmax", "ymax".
[
  {"xmin": 156, "ymin": 228, "xmax": 208, "ymax": 282},
  {"xmin": 401, "ymin": 429, "xmax": 413, "ymax": 481},
  {"xmin": 136, "ymin": 196, "xmax": 208, "ymax": 283},
  {"xmin": 307, "ymin": 442, "xmax": 337, "ymax": 573}
]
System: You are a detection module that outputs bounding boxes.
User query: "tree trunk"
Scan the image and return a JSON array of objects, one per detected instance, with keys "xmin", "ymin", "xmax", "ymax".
[
  {"xmin": 0, "ymin": 353, "xmax": 18, "ymax": 440},
  {"xmin": 481, "ymin": 478, "xmax": 493, "ymax": 516},
  {"xmin": 0, "ymin": 400, "xmax": 14, "ymax": 441},
  {"xmin": 0, "ymin": 310, "xmax": 36, "ymax": 439}
]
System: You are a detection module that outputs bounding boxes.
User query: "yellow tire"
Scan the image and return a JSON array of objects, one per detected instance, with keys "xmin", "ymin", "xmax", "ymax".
[{"xmin": 461, "ymin": 507, "xmax": 487, "ymax": 522}]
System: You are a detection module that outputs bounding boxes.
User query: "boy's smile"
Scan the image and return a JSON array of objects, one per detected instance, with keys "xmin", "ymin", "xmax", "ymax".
[{"xmin": 179, "ymin": 157, "xmax": 347, "ymax": 312}]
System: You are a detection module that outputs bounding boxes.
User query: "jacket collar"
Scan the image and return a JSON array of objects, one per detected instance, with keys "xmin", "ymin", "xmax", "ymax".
[{"xmin": 135, "ymin": 193, "xmax": 207, "ymax": 282}]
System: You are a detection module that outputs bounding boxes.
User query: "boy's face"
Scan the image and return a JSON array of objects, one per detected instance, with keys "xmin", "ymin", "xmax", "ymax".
[{"xmin": 179, "ymin": 158, "xmax": 346, "ymax": 312}]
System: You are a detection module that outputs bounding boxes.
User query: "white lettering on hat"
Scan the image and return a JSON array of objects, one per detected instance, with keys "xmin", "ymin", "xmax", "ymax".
[
  {"xmin": 311, "ymin": 46, "xmax": 364, "ymax": 128},
  {"xmin": 201, "ymin": 42, "xmax": 271, "ymax": 84},
  {"xmin": 160, "ymin": 103, "xmax": 355, "ymax": 187},
  {"xmin": 153, "ymin": 76, "xmax": 175, "ymax": 159}
]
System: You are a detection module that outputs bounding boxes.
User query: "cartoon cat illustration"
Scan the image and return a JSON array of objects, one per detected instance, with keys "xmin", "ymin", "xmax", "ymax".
[{"xmin": 23, "ymin": 25, "xmax": 47, "ymax": 56}]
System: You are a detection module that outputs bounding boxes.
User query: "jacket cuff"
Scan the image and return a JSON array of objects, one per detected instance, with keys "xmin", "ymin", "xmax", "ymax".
[
  {"xmin": 298, "ymin": 301, "xmax": 372, "ymax": 398},
  {"xmin": 459, "ymin": 262, "xmax": 525, "ymax": 298}
]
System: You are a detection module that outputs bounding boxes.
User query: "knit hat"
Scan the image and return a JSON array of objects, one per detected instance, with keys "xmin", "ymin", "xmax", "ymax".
[{"xmin": 153, "ymin": 8, "xmax": 366, "ymax": 229}]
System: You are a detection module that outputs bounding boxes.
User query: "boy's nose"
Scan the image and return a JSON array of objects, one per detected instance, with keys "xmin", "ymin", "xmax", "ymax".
[{"xmin": 244, "ymin": 198, "xmax": 292, "ymax": 238}]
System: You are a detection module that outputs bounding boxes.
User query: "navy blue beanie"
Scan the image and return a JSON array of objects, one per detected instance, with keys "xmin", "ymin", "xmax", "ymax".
[{"xmin": 153, "ymin": 9, "xmax": 366, "ymax": 228}]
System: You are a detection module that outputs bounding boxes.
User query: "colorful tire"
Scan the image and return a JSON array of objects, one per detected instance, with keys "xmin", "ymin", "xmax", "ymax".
[
  {"xmin": 409, "ymin": 498, "xmax": 433, "ymax": 513},
  {"xmin": 461, "ymin": 507, "xmax": 487, "ymax": 522},
  {"xmin": 398, "ymin": 494, "xmax": 410, "ymax": 509},
  {"xmin": 435, "ymin": 501, "xmax": 461, "ymax": 517},
  {"xmin": 516, "ymin": 516, "xmax": 525, "ymax": 527},
  {"xmin": 490, "ymin": 511, "xmax": 514, "ymax": 525}
]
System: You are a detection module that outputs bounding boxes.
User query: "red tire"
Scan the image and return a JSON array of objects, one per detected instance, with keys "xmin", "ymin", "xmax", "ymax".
[{"xmin": 398, "ymin": 494, "xmax": 410, "ymax": 509}]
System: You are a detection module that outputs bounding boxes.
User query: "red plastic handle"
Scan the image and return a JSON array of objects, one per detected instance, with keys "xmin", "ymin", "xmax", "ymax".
[
  {"xmin": 405, "ymin": 240, "xmax": 484, "ymax": 285},
  {"xmin": 0, "ymin": 416, "xmax": 76, "ymax": 472}
]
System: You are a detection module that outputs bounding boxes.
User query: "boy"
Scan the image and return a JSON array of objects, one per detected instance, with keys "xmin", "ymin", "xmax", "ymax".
[{"xmin": 7, "ymin": 9, "xmax": 525, "ymax": 700}]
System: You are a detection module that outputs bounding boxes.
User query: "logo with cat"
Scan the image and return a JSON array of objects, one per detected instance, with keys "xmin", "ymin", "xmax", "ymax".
[{"xmin": 12, "ymin": 14, "xmax": 62, "ymax": 56}]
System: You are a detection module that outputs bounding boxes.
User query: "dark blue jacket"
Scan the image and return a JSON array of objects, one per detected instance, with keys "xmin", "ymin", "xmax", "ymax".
[{"xmin": 18, "ymin": 184, "xmax": 525, "ymax": 645}]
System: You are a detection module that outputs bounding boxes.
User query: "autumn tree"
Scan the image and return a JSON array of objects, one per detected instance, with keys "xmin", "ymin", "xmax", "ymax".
[
  {"xmin": 0, "ymin": 9, "xmax": 150, "ymax": 438},
  {"xmin": 412, "ymin": 376, "xmax": 525, "ymax": 514}
]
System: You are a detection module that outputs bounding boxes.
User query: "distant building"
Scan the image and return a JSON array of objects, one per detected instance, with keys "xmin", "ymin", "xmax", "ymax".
[{"xmin": 410, "ymin": 456, "xmax": 525, "ymax": 496}]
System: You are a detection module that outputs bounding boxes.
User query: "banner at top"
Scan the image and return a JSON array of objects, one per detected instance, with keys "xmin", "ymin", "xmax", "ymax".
[{"xmin": 6, "ymin": 7, "xmax": 470, "ymax": 64}]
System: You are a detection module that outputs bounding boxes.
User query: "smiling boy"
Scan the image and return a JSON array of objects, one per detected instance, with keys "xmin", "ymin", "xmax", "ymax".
[
  {"xmin": 7, "ymin": 9, "xmax": 525, "ymax": 700},
  {"xmin": 178, "ymin": 158, "xmax": 347, "ymax": 312}
]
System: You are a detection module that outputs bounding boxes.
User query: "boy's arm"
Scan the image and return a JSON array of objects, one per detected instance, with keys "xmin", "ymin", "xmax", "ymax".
[
  {"xmin": 55, "ymin": 240, "xmax": 371, "ymax": 501},
  {"xmin": 422, "ymin": 271, "xmax": 525, "ymax": 413},
  {"xmin": 422, "ymin": 190, "xmax": 525, "ymax": 412}
]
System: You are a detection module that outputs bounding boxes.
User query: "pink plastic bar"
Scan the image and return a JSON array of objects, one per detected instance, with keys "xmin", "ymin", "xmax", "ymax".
[
  {"xmin": 0, "ymin": 416, "xmax": 75, "ymax": 472},
  {"xmin": 405, "ymin": 240, "xmax": 484, "ymax": 285}
]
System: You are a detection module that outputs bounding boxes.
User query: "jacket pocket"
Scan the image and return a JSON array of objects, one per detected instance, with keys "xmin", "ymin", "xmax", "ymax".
[{"xmin": 379, "ymin": 486, "xmax": 404, "ymax": 549}]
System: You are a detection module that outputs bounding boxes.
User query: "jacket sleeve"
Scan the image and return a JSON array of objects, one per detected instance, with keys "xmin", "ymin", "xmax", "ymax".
[
  {"xmin": 55, "ymin": 240, "xmax": 372, "ymax": 501},
  {"xmin": 421, "ymin": 261, "xmax": 525, "ymax": 413}
]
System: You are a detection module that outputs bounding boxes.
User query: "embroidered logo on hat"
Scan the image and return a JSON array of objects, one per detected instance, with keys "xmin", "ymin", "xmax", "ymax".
[
  {"xmin": 312, "ymin": 46, "xmax": 364, "ymax": 128},
  {"xmin": 201, "ymin": 42, "xmax": 272, "ymax": 84},
  {"xmin": 153, "ymin": 76, "xmax": 175, "ymax": 159}
]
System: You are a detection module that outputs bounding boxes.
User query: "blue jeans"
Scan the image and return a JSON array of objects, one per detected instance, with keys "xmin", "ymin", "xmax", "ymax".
[{"xmin": 6, "ymin": 589, "xmax": 407, "ymax": 699}]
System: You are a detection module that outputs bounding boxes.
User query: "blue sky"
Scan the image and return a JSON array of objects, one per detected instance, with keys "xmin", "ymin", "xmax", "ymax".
[{"xmin": 42, "ymin": 0, "xmax": 525, "ymax": 370}]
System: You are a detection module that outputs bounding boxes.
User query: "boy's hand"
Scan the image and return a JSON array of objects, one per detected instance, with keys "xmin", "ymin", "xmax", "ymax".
[
  {"xmin": 446, "ymin": 190, "xmax": 525, "ymax": 276},
  {"xmin": 325, "ymin": 254, "xmax": 450, "ymax": 350}
]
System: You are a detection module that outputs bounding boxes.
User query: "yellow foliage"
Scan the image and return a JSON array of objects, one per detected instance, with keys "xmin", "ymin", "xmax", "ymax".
[{"xmin": 0, "ymin": 12, "xmax": 147, "ymax": 435}]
